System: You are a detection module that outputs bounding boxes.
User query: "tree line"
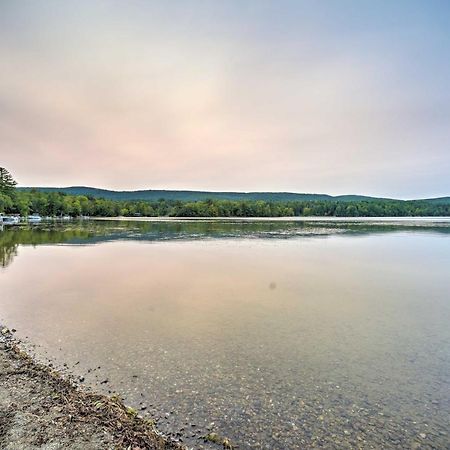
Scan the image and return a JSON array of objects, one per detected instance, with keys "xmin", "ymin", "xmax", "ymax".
[
  {"xmin": 1, "ymin": 168, "xmax": 449, "ymax": 217},
  {"xmin": 1, "ymin": 189, "xmax": 448, "ymax": 217}
]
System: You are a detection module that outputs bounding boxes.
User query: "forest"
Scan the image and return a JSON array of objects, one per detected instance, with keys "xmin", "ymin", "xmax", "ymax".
[
  {"xmin": 1, "ymin": 189, "xmax": 449, "ymax": 217},
  {"xmin": 1, "ymin": 168, "xmax": 449, "ymax": 218}
]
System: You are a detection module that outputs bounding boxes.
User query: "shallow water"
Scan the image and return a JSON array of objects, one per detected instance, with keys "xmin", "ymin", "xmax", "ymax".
[{"xmin": 1, "ymin": 219, "xmax": 449, "ymax": 449}]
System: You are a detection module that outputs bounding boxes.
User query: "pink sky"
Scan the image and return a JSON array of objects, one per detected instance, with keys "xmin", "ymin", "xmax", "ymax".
[{"xmin": 1, "ymin": 1, "xmax": 449, "ymax": 198}]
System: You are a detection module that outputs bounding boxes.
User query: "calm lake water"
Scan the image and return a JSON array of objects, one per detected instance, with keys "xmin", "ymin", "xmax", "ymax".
[{"xmin": 1, "ymin": 219, "xmax": 449, "ymax": 449}]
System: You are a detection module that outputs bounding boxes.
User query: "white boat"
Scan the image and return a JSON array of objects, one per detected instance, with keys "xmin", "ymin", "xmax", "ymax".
[
  {"xmin": 28, "ymin": 214, "xmax": 42, "ymax": 223},
  {"xmin": 1, "ymin": 215, "xmax": 20, "ymax": 225}
]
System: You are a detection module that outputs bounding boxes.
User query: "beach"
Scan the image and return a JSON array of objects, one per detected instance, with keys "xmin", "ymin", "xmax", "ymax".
[{"xmin": 0, "ymin": 327, "xmax": 184, "ymax": 450}]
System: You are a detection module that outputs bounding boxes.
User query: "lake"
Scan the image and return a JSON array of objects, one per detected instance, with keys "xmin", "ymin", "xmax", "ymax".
[{"xmin": 1, "ymin": 218, "xmax": 449, "ymax": 449}]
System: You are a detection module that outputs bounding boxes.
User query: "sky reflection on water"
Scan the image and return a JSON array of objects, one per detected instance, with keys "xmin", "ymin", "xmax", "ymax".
[{"xmin": 1, "ymin": 220, "xmax": 449, "ymax": 449}]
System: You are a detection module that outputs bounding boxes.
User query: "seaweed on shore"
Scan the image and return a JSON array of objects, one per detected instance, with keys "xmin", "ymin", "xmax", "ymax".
[{"xmin": 0, "ymin": 327, "xmax": 185, "ymax": 450}]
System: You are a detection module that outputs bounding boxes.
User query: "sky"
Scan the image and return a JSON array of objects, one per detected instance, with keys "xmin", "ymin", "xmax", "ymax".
[{"xmin": 0, "ymin": 0, "xmax": 449, "ymax": 198}]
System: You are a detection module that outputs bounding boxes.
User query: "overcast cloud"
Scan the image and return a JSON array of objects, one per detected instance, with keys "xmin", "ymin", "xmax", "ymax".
[{"xmin": 1, "ymin": 0, "xmax": 449, "ymax": 198}]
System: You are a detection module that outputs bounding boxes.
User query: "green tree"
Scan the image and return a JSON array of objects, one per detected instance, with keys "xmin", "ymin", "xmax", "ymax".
[
  {"xmin": 0, "ymin": 193, "xmax": 14, "ymax": 213},
  {"xmin": 15, "ymin": 196, "xmax": 31, "ymax": 216},
  {"xmin": 0, "ymin": 168, "xmax": 17, "ymax": 195}
]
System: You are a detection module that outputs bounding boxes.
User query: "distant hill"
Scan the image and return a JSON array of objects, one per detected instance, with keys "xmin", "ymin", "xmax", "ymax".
[
  {"xmin": 418, "ymin": 196, "xmax": 450, "ymax": 205},
  {"xmin": 17, "ymin": 187, "xmax": 450, "ymax": 204},
  {"xmin": 18, "ymin": 186, "xmax": 399, "ymax": 202},
  {"xmin": 11, "ymin": 186, "xmax": 450, "ymax": 218}
]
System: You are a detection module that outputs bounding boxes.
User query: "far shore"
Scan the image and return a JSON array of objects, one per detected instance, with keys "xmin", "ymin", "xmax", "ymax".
[{"xmin": 91, "ymin": 216, "xmax": 450, "ymax": 223}]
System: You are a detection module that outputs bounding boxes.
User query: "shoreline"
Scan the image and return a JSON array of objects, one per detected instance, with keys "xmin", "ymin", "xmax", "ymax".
[
  {"xmin": 2, "ymin": 215, "xmax": 450, "ymax": 230},
  {"xmin": 91, "ymin": 216, "xmax": 450, "ymax": 223},
  {"xmin": 0, "ymin": 325, "xmax": 185, "ymax": 450}
]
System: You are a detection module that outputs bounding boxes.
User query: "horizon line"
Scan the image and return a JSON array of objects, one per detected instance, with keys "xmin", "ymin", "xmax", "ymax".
[{"xmin": 17, "ymin": 185, "xmax": 450, "ymax": 202}]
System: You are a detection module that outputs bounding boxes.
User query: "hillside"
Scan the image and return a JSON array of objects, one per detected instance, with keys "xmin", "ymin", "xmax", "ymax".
[
  {"xmin": 9, "ymin": 187, "xmax": 450, "ymax": 217},
  {"xmin": 419, "ymin": 196, "xmax": 450, "ymax": 205},
  {"xmin": 18, "ymin": 186, "xmax": 399, "ymax": 203}
]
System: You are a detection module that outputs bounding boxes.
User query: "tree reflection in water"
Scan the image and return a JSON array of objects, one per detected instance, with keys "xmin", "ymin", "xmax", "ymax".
[{"xmin": 1, "ymin": 219, "xmax": 448, "ymax": 269}]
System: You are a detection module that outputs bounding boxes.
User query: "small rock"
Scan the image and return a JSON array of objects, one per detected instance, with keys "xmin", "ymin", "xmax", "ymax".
[{"xmin": 204, "ymin": 432, "xmax": 220, "ymax": 443}]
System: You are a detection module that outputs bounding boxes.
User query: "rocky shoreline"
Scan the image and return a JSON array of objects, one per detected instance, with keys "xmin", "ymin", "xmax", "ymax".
[{"xmin": 0, "ymin": 326, "xmax": 185, "ymax": 450}]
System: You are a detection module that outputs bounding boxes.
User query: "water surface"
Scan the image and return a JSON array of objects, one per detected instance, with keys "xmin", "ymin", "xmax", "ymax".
[{"xmin": 1, "ymin": 219, "xmax": 449, "ymax": 449}]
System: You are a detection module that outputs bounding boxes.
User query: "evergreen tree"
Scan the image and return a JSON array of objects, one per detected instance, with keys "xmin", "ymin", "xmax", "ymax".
[{"xmin": 0, "ymin": 167, "xmax": 17, "ymax": 195}]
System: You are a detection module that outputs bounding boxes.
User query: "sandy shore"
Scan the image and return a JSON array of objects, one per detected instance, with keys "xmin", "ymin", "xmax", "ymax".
[{"xmin": 0, "ymin": 326, "xmax": 185, "ymax": 450}]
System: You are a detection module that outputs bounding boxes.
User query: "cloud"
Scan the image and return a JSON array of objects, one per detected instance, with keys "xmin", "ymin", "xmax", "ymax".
[{"xmin": 0, "ymin": 0, "xmax": 449, "ymax": 197}]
